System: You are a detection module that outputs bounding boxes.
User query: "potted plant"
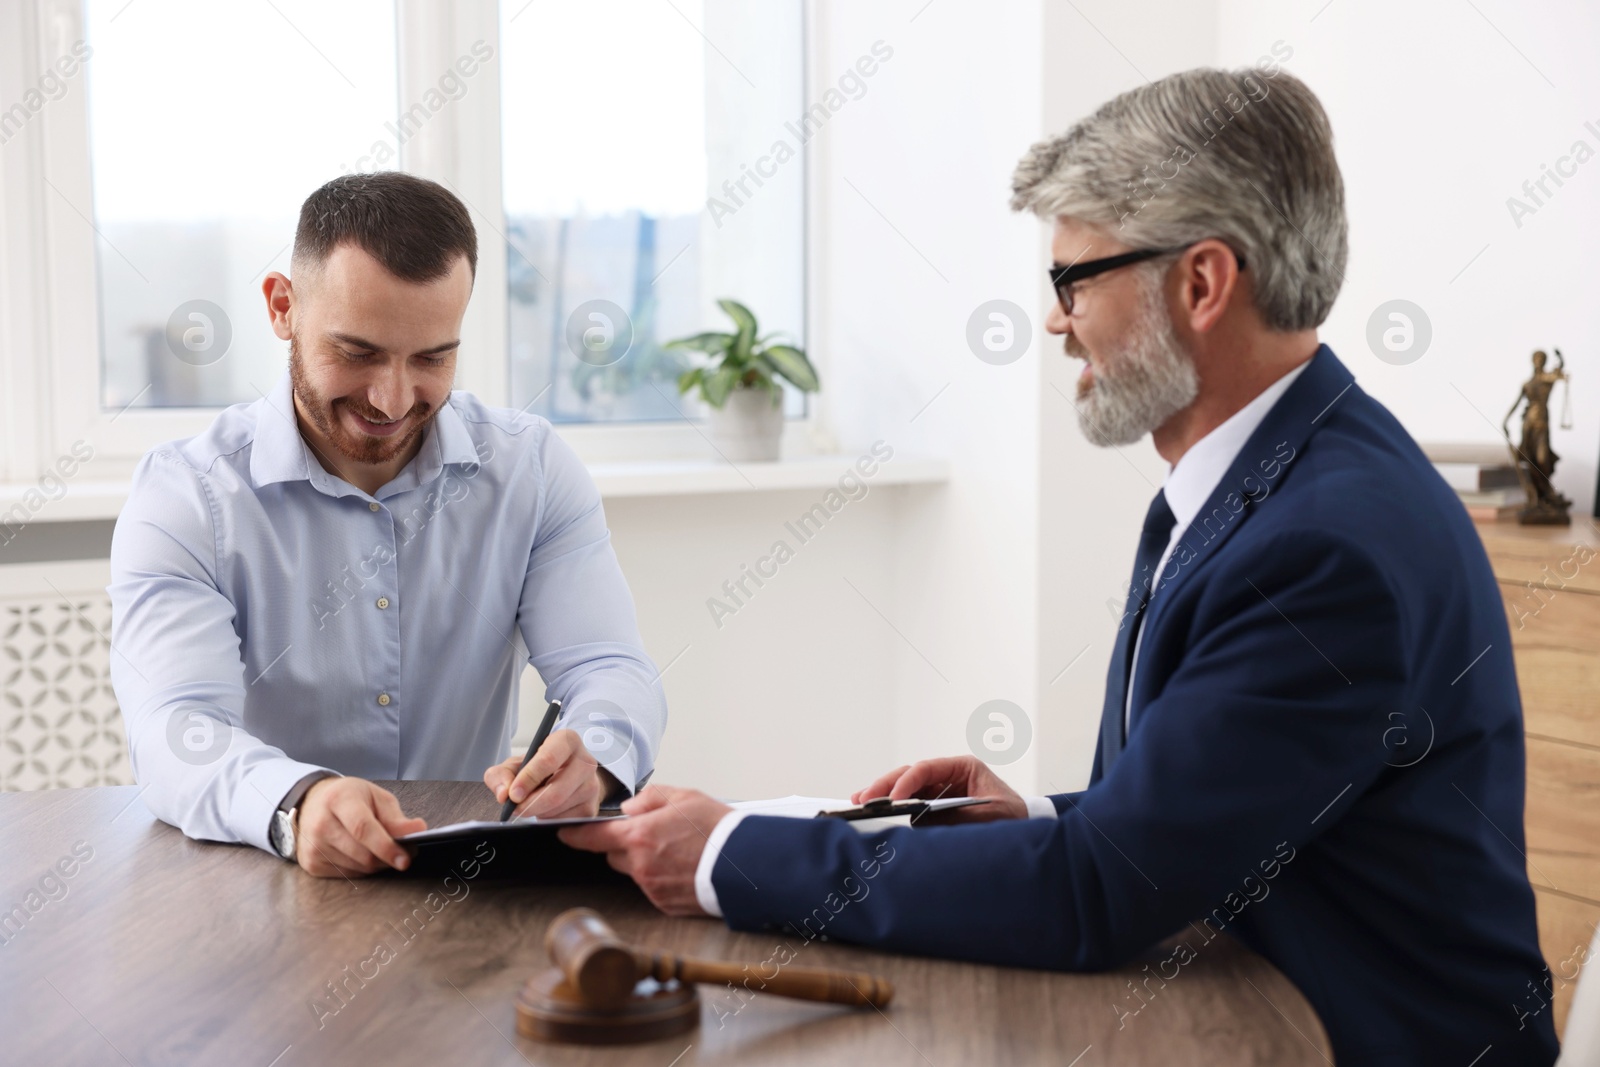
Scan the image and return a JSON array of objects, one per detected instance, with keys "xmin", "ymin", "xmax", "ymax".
[{"xmin": 667, "ymin": 299, "xmax": 819, "ymax": 462}]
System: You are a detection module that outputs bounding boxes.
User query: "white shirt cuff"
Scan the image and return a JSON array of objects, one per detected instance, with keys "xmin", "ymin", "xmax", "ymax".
[
  {"xmin": 229, "ymin": 756, "xmax": 342, "ymax": 854},
  {"xmin": 694, "ymin": 810, "xmax": 753, "ymax": 918},
  {"xmin": 1024, "ymin": 794, "xmax": 1061, "ymax": 820}
]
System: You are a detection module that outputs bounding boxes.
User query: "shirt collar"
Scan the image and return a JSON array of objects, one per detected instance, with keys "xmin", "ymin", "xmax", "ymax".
[
  {"xmin": 1162, "ymin": 359, "xmax": 1311, "ymax": 534},
  {"xmin": 382, "ymin": 390, "xmax": 480, "ymax": 497},
  {"xmin": 248, "ymin": 371, "xmax": 480, "ymax": 498},
  {"xmin": 248, "ymin": 372, "xmax": 315, "ymax": 490}
]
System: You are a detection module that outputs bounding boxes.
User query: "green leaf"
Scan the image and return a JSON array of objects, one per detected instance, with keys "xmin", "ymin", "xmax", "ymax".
[
  {"xmin": 676, "ymin": 367, "xmax": 704, "ymax": 395},
  {"xmin": 664, "ymin": 331, "xmax": 734, "ymax": 355},
  {"xmin": 759, "ymin": 344, "xmax": 819, "ymax": 393},
  {"xmin": 702, "ymin": 364, "xmax": 740, "ymax": 407},
  {"xmin": 717, "ymin": 298, "xmax": 758, "ymax": 338},
  {"xmin": 718, "ymin": 299, "xmax": 757, "ymax": 364}
]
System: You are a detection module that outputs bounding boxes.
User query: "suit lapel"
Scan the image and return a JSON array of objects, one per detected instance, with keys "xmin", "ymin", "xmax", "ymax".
[{"xmin": 1139, "ymin": 345, "xmax": 1357, "ymax": 641}]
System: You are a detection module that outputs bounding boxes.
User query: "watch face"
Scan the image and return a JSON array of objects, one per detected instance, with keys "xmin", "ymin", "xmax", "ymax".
[{"xmin": 272, "ymin": 809, "xmax": 296, "ymax": 859}]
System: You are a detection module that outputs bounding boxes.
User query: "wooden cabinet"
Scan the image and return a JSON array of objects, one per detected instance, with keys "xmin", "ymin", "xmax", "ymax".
[{"xmin": 1477, "ymin": 519, "xmax": 1600, "ymax": 1038}]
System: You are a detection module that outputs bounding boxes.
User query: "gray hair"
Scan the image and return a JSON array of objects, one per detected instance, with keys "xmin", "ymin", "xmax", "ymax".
[{"xmin": 1011, "ymin": 67, "xmax": 1346, "ymax": 332}]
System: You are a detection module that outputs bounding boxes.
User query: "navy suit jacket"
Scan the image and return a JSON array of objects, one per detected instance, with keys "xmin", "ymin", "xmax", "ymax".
[{"xmin": 710, "ymin": 347, "xmax": 1559, "ymax": 1064}]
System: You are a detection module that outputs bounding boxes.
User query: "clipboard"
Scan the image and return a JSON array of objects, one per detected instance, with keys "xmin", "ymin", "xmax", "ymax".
[
  {"xmin": 815, "ymin": 796, "xmax": 992, "ymax": 821},
  {"xmin": 394, "ymin": 812, "xmax": 631, "ymax": 882}
]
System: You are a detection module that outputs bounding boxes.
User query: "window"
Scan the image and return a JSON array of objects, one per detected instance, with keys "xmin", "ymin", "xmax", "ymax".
[
  {"xmin": 499, "ymin": 0, "xmax": 806, "ymax": 423},
  {"xmin": 9, "ymin": 0, "xmax": 809, "ymax": 478},
  {"xmin": 84, "ymin": 0, "xmax": 399, "ymax": 410}
]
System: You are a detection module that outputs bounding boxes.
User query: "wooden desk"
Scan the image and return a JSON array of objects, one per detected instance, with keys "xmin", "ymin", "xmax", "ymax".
[
  {"xmin": 0, "ymin": 781, "xmax": 1330, "ymax": 1065},
  {"xmin": 1476, "ymin": 518, "xmax": 1600, "ymax": 1036}
]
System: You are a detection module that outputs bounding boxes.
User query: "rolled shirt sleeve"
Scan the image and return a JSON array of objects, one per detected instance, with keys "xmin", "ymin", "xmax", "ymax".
[
  {"xmin": 109, "ymin": 451, "xmax": 333, "ymax": 851},
  {"xmin": 515, "ymin": 424, "xmax": 667, "ymax": 795}
]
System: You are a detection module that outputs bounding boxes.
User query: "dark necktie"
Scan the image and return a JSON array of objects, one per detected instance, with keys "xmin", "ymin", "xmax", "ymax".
[{"xmin": 1098, "ymin": 490, "xmax": 1177, "ymax": 778}]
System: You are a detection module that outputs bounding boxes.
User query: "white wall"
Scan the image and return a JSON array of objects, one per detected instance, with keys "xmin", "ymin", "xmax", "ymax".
[
  {"xmin": 1035, "ymin": 0, "xmax": 1220, "ymax": 792},
  {"xmin": 815, "ymin": 0, "xmax": 1046, "ymax": 793},
  {"xmin": 1219, "ymin": 0, "xmax": 1600, "ymax": 516},
  {"xmin": 609, "ymin": 485, "xmax": 903, "ymax": 799},
  {"xmin": 597, "ymin": 0, "xmax": 1058, "ymax": 799}
]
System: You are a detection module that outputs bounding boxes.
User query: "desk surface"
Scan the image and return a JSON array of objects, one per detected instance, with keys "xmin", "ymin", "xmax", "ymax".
[{"xmin": 0, "ymin": 781, "xmax": 1330, "ymax": 1066}]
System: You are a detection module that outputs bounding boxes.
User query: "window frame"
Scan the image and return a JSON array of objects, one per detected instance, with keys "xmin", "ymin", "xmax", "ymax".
[{"xmin": 2, "ymin": 0, "xmax": 823, "ymax": 486}]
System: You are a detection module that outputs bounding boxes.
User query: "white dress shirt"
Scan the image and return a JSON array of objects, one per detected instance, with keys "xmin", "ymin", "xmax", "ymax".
[
  {"xmin": 1124, "ymin": 359, "xmax": 1310, "ymax": 731},
  {"xmin": 110, "ymin": 372, "xmax": 667, "ymax": 854},
  {"xmin": 694, "ymin": 359, "xmax": 1310, "ymax": 915}
]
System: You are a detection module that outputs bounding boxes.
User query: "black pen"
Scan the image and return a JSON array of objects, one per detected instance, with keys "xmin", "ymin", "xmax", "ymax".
[{"xmin": 499, "ymin": 700, "xmax": 562, "ymax": 822}]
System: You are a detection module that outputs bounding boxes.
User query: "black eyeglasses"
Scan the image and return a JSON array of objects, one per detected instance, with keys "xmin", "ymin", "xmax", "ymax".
[{"xmin": 1049, "ymin": 244, "xmax": 1246, "ymax": 316}]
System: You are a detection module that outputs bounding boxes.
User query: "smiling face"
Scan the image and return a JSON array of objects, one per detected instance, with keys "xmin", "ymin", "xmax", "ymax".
[
  {"xmin": 269, "ymin": 244, "xmax": 473, "ymax": 478},
  {"xmin": 1045, "ymin": 217, "xmax": 1199, "ymax": 447}
]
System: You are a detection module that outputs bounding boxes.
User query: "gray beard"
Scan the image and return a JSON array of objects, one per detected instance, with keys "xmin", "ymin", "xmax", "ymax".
[{"xmin": 1074, "ymin": 275, "xmax": 1199, "ymax": 447}]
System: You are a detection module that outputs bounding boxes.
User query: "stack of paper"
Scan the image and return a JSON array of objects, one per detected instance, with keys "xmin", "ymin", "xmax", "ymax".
[{"xmin": 727, "ymin": 795, "xmax": 852, "ymax": 818}]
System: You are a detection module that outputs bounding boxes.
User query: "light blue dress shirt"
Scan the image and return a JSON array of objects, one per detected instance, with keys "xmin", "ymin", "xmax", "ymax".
[{"xmin": 109, "ymin": 372, "xmax": 666, "ymax": 854}]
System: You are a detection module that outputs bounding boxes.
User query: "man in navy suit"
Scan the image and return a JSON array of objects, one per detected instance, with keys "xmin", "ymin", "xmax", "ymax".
[{"xmin": 563, "ymin": 67, "xmax": 1558, "ymax": 1064}]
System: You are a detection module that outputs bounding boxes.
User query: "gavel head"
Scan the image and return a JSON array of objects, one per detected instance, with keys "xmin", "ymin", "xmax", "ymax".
[{"xmin": 545, "ymin": 908, "xmax": 640, "ymax": 1009}]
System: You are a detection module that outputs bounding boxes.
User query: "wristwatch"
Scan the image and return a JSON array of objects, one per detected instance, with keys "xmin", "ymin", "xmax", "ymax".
[{"xmin": 269, "ymin": 772, "xmax": 336, "ymax": 861}]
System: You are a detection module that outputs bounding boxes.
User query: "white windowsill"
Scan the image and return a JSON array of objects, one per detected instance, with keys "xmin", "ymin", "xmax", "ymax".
[
  {"xmin": 590, "ymin": 455, "xmax": 949, "ymax": 498},
  {"xmin": 0, "ymin": 481, "xmax": 134, "ymax": 523},
  {"xmin": 0, "ymin": 456, "xmax": 950, "ymax": 522}
]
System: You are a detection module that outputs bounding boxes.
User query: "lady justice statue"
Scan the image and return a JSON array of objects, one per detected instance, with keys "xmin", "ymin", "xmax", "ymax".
[{"xmin": 1501, "ymin": 348, "xmax": 1573, "ymax": 525}]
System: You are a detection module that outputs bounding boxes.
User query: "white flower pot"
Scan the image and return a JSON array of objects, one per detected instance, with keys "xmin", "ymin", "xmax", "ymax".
[{"xmin": 708, "ymin": 385, "xmax": 783, "ymax": 462}]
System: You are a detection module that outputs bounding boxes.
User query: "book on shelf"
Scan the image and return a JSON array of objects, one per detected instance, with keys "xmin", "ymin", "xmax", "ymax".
[
  {"xmin": 1433, "ymin": 462, "xmax": 1522, "ymax": 493},
  {"xmin": 1455, "ymin": 486, "xmax": 1526, "ymax": 508},
  {"xmin": 1421, "ymin": 442, "xmax": 1522, "ymax": 493},
  {"xmin": 1465, "ymin": 502, "xmax": 1522, "ymax": 522}
]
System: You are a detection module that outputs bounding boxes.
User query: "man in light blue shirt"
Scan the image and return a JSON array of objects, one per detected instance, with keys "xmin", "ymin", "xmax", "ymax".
[{"xmin": 109, "ymin": 173, "xmax": 666, "ymax": 878}]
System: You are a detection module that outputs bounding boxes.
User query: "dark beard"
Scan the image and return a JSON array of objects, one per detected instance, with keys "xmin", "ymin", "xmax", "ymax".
[{"xmin": 288, "ymin": 335, "xmax": 439, "ymax": 466}]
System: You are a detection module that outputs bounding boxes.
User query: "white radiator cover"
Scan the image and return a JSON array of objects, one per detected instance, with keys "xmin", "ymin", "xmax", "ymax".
[{"xmin": 0, "ymin": 560, "xmax": 131, "ymax": 791}]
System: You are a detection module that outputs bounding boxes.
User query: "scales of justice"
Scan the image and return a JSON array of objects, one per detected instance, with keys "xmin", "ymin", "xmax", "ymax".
[{"xmin": 1501, "ymin": 348, "xmax": 1575, "ymax": 526}]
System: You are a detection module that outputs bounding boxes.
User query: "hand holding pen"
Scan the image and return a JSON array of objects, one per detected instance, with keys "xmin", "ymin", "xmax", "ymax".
[{"xmin": 483, "ymin": 701, "xmax": 611, "ymax": 821}]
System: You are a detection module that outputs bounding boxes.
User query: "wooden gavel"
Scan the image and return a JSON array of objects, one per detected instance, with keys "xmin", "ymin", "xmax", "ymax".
[{"xmin": 545, "ymin": 907, "xmax": 895, "ymax": 1011}]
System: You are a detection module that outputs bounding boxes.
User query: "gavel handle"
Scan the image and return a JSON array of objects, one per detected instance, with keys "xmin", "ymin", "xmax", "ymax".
[{"xmin": 639, "ymin": 952, "xmax": 894, "ymax": 1009}]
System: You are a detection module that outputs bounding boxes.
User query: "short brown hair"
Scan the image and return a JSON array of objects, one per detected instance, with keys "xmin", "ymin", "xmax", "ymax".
[{"xmin": 291, "ymin": 172, "xmax": 478, "ymax": 285}]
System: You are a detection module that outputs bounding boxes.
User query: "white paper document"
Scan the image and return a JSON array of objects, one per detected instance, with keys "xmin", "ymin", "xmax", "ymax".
[
  {"xmin": 727, "ymin": 795, "xmax": 990, "ymax": 819},
  {"xmin": 728, "ymin": 795, "xmax": 853, "ymax": 818}
]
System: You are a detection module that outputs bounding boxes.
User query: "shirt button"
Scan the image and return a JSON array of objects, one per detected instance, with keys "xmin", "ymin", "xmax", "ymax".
[
  {"xmin": 377, "ymin": 693, "xmax": 391, "ymax": 706},
  {"xmin": 376, "ymin": 597, "xmax": 390, "ymax": 610},
  {"xmin": 369, "ymin": 501, "xmax": 380, "ymax": 512}
]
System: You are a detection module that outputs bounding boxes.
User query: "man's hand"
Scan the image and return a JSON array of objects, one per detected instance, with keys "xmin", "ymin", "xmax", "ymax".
[
  {"xmin": 851, "ymin": 755, "xmax": 1028, "ymax": 823},
  {"xmin": 557, "ymin": 785, "xmax": 733, "ymax": 916},
  {"xmin": 296, "ymin": 777, "xmax": 427, "ymax": 878},
  {"xmin": 484, "ymin": 728, "xmax": 609, "ymax": 820}
]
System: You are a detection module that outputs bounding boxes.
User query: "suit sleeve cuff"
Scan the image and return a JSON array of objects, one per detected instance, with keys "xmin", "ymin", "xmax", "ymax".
[
  {"xmin": 694, "ymin": 810, "xmax": 753, "ymax": 918},
  {"xmin": 1024, "ymin": 795, "xmax": 1061, "ymax": 820},
  {"xmin": 1048, "ymin": 789, "xmax": 1089, "ymax": 816}
]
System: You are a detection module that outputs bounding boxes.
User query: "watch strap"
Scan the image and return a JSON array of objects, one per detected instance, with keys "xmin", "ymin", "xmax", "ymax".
[
  {"xmin": 277, "ymin": 770, "xmax": 337, "ymax": 816},
  {"xmin": 269, "ymin": 772, "xmax": 336, "ymax": 861}
]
